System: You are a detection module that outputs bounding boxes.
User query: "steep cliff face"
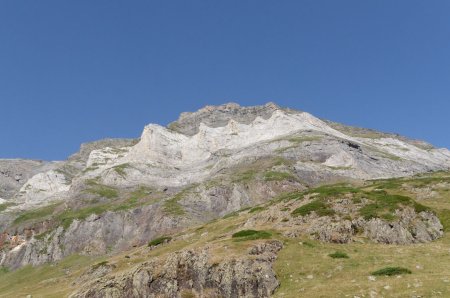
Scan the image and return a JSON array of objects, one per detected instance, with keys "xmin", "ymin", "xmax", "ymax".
[{"xmin": 1, "ymin": 103, "xmax": 449, "ymax": 272}]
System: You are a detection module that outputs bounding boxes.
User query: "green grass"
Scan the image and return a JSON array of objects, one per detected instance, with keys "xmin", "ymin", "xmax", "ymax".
[
  {"xmin": 231, "ymin": 229, "xmax": 272, "ymax": 241},
  {"xmin": 232, "ymin": 169, "xmax": 257, "ymax": 183},
  {"xmin": 112, "ymin": 163, "xmax": 130, "ymax": 177},
  {"xmin": 0, "ymin": 267, "xmax": 9, "ymax": 274},
  {"xmin": 329, "ymin": 251, "xmax": 349, "ymax": 259},
  {"xmin": 91, "ymin": 261, "xmax": 109, "ymax": 270},
  {"xmin": 264, "ymin": 171, "xmax": 296, "ymax": 181},
  {"xmin": 84, "ymin": 178, "xmax": 118, "ymax": 198},
  {"xmin": 277, "ymin": 182, "xmax": 431, "ymax": 221},
  {"xmin": 112, "ymin": 186, "xmax": 155, "ymax": 212},
  {"xmin": 0, "ymin": 202, "xmax": 14, "ymax": 212},
  {"xmin": 437, "ymin": 209, "xmax": 450, "ymax": 231},
  {"xmin": 164, "ymin": 192, "xmax": 188, "ymax": 216},
  {"xmin": 13, "ymin": 203, "xmax": 59, "ymax": 225},
  {"xmin": 367, "ymin": 146, "xmax": 402, "ymax": 161},
  {"xmin": 306, "ymin": 184, "xmax": 361, "ymax": 198},
  {"xmin": 272, "ymin": 157, "xmax": 293, "ymax": 166},
  {"xmin": 273, "ymin": 190, "xmax": 305, "ymax": 202},
  {"xmin": 359, "ymin": 193, "xmax": 431, "ymax": 220},
  {"xmin": 286, "ymin": 136, "xmax": 322, "ymax": 144},
  {"xmin": 13, "ymin": 185, "xmax": 159, "ymax": 231},
  {"xmin": 222, "ymin": 211, "xmax": 239, "ymax": 219},
  {"xmin": 249, "ymin": 206, "xmax": 266, "ymax": 213},
  {"xmin": 148, "ymin": 236, "xmax": 172, "ymax": 247},
  {"xmin": 230, "ymin": 156, "xmax": 296, "ymax": 183},
  {"xmin": 54, "ymin": 186, "xmax": 158, "ymax": 230},
  {"xmin": 371, "ymin": 267, "xmax": 412, "ymax": 276},
  {"xmin": 56, "ymin": 205, "xmax": 112, "ymax": 230},
  {"xmin": 34, "ymin": 230, "xmax": 53, "ymax": 241},
  {"xmin": 291, "ymin": 199, "xmax": 335, "ymax": 217},
  {"xmin": 82, "ymin": 166, "xmax": 99, "ymax": 173},
  {"xmin": 0, "ymin": 254, "xmax": 95, "ymax": 297},
  {"xmin": 301, "ymin": 241, "xmax": 315, "ymax": 248},
  {"xmin": 274, "ymin": 136, "xmax": 322, "ymax": 153},
  {"xmin": 86, "ymin": 185, "xmax": 118, "ymax": 199},
  {"xmin": 327, "ymin": 166, "xmax": 352, "ymax": 170}
]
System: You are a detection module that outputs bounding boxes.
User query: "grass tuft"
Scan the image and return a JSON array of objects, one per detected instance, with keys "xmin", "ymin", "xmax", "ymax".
[
  {"xmin": 91, "ymin": 261, "xmax": 109, "ymax": 270},
  {"xmin": 249, "ymin": 206, "xmax": 266, "ymax": 213},
  {"xmin": 371, "ymin": 267, "xmax": 412, "ymax": 276},
  {"xmin": 328, "ymin": 251, "xmax": 349, "ymax": 259},
  {"xmin": 291, "ymin": 200, "xmax": 335, "ymax": 217},
  {"xmin": 148, "ymin": 236, "xmax": 172, "ymax": 247},
  {"xmin": 112, "ymin": 163, "xmax": 130, "ymax": 177},
  {"xmin": 232, "ymin": 229, "xmax": 272, "ymax": 241}
]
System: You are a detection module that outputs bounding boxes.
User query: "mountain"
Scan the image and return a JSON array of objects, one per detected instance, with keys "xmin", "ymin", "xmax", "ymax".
[{"xmin": 0, "ymin": 103, "xmax": 449, "ymax": 297}]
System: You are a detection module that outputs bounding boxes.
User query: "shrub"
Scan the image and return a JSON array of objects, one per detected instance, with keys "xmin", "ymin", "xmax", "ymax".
[
  {"xmin": 371, "ymin": 267, "xmax": 412, "ymax": 276},
  {"xmin": 291, "ymin": 200, "xmax": 335, "ymax": 217},
  {"xmin": 359, "ymin": 193, "xmax": 431, "ymax": 220},
  {"xmin": 329, "ymin": 251, "xmax": 349, "ymax": 259},
  {"xmin": 148, "ymin": 236, "xmax": 172, "ymax": 247},
  {"xmin": 232, "ymin": 230, "xmax": 272, "ymax": 241}
]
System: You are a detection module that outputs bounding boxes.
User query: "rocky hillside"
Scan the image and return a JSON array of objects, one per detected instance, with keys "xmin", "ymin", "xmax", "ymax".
[
  {"xmin": 0, "ymin": 171, "xmax": 449, "ymax": 297},
  {"xmin": 0, "ymin": 103, "xmax": 449, "ymax": 297}
]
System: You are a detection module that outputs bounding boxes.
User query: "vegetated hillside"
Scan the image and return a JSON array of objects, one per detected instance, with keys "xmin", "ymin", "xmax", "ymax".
[
  {"xmin": 0, "ymin": 103, "xmax": 449, "ymax": 296},
  {"xmin": 0, "ymin": 171, "xmax": 448, "ymax": 297}
]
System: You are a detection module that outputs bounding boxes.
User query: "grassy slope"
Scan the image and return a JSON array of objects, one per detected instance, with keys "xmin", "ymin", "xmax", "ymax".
[
  {"xmin": 0, "ymin": 172, "xmax": 449, "ymax": 297},
  {"xmin": 274, "ymin": 172, "xmax": 450, "ymax": 297}
]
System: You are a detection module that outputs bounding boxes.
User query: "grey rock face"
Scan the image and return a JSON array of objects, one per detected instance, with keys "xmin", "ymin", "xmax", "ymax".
[
  {"xmin": 168, "ymin": 102, "xmax": 282, "ymax": 135},
  {"xmin": 70, "ymin": 240, "xmax": 283, "ymax": 298},
  {"xmin": 363, "ymin": 208, "xmax": 443, "ymax": 244},
  {"xmin": 67, "ymin": 138, "xmax": 138, "ymax": 169},
  {"xmin": 0, "ymin": 204, "xmax": 186, "ymax": 269},
  {"xmin": 0, "ymin": 159, "xmax": 48, "ymax": 200}
]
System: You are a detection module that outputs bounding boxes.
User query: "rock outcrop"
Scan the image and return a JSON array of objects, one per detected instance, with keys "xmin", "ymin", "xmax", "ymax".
[
  {"xmin": 244, "ymin": 193, "xmax": 443, "ymax": 245},
  {"xmin": 71, "ymin": 240, "xmax": 283, "ymax": 298}
]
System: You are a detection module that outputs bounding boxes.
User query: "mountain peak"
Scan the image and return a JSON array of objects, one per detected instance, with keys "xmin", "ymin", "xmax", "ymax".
[{"xmin": 168, "ymin": 102, "xmax": 284, "ymax": 136}]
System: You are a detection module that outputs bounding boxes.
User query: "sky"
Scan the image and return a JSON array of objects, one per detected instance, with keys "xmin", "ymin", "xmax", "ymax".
[{"xmin": 1, "ymin": 1, "xmax": 449, "ymax": 160}]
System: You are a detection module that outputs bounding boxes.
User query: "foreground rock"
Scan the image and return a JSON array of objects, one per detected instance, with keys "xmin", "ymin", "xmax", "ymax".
[{"xmin": 71, "ymin": 240, "xmax": 283, "ymax": 298}]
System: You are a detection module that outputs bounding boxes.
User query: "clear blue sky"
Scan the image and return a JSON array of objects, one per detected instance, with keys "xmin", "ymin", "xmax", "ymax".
[{"xmin": 1, "ymin": 1, "xmax": 449, "ymax": 160}]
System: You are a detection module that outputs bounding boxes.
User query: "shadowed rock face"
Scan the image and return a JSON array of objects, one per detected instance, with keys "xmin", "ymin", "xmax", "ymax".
[{"xmin": 70, "ymin": 240, "xmax": 283, "ymax": 298}]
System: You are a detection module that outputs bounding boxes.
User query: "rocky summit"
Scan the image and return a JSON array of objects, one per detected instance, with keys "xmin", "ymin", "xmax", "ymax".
[{"xmin": 0, "ymin": 103, "xmax": 450, "ymax": 297}]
